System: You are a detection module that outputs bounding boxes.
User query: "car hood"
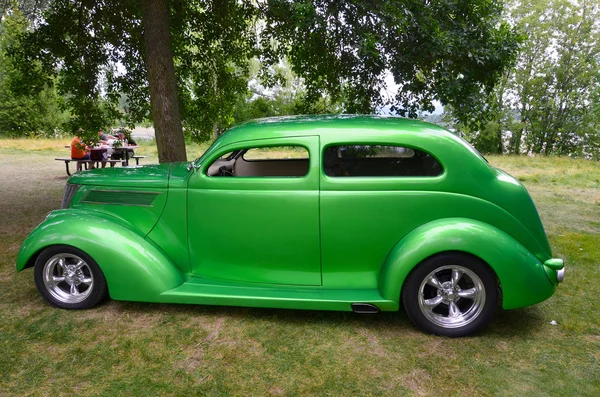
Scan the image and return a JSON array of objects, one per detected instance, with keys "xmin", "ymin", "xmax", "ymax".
[{"xmin": 68, "ymin": 163, "xmax": 174, "ymax": 188}]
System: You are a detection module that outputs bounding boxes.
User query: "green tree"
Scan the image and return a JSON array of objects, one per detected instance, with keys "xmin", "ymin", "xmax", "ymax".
[
  {"xmin": 14, "ymin": 0, "xmax": 258, "ymax": 162},
  {"xmin": 444, "ymin": 71, "xmax": 515, "ymax": 155},
  {"xmin": 14, "ymin": 0, "xmax": 520, "ymax": 162},
  {"xmin": 262, "ymin": 0, "xmax": 520, "ymax": 127},
  {"xmin": 0, "ymin": 7, "xmax": 66, "ymax": 136},
  {"xmin": 524, "ymin": 0, "xmax": 600, "ymax": 158},
  {"xmin": 1, "ymin": 0, "xmax": 52, "ymax": 21},
  {"xmin": 233, "ymin": 58, "xmax": 340, "ymax": 125},
  {"xmin": 503, "ymin": 0, "xmax": 555, "ymax": 154},
  {"xmin": 446, "ymin": 0, "xmax": 600, "ymax": 159}
]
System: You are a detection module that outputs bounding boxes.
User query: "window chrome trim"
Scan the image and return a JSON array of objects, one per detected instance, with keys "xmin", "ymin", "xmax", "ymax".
[{"xmin": 61, "ymin": 184, "xmax": 80, "ymax": 209}]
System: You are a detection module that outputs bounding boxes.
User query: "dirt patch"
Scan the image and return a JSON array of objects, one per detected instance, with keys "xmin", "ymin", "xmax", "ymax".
[
  {"xmin": 401, "ymin": 368, "xmax": 432, "ymax": 396},
  {"xmin": 205, "ymin": 316, "xmax": 225, "ymax": 341},
  {"xmin": 356, "ymin": 326, "xmax": 388, "ymax": 357}
]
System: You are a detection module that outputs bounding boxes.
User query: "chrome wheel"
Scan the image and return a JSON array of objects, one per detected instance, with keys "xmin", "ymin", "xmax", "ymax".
[
  {"xmin": 42, "ymin": 253, "xmax": 94, "ymax": 304},
  {"xmin": 418, "ymin": 265, "xmax": 485, "ymax": 329}
]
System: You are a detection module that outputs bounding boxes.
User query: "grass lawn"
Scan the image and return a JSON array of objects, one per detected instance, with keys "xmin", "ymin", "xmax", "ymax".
[{"xmin": 0, "ymin": 139, "xmax": 599, "ymax": 396}]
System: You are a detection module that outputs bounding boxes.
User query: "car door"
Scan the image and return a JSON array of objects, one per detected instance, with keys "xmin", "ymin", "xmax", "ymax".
[{"xmin": 187, "ymin": 136, "xmax": 322, "ymax": 286}]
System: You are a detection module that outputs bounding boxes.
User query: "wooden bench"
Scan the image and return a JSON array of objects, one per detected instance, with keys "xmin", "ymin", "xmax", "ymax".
[
  {"xmin": 55, "ymin": 158, "xmax": 90, "ymax": 176},
  {"xmin": 94, "ymin": 159, "xmax": 126, "ymax": 168},
  {"xmin": 132, "ymin": 155, "xmax": 146, "ymax": 165},
  {"xmin": 55, "ymin": 158, "xmax": 125, "ymax": 176}
]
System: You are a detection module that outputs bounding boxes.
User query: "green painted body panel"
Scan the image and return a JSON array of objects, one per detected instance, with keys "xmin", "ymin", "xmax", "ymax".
[
  {"xmin": 69, "ymin": 185, "xmax": 167, "ymax": 236},
  {"xmin": 160, "ymin": 278, "xmax": 396, "ymax": 311},
  {"xmin": 146, "ymin": 188, "xmax": 190, "ymax": 275},
  {"xmin": 69, "ymin": 163, "xmax": 172, "ymax": 188},
  {"xmin": 378, "ymin": 218, "xmax": 556, "ymax": 310},
  {"xmin": 17, "ymin": 210, "xmax": 185, "ymax": 301},
  {"xmin": 189, "ymin": 136, "xmax": 321, "ymax": 285},
  {"xmin": 17, "ymin": 115, "xmax": 563, "ymax": 313},
  {"xmin": 320, "ymin": 191, "xmax": 548, "ymax": 291}
]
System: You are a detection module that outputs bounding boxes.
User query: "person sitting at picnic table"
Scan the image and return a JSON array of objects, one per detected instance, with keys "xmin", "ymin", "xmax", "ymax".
[
  {"xmin": 97, "ymin": 140, "xmax": 116, "ymax": 168},
  {"xmin": 98, "ymin": 129, "xmax": 117, "ymax": 142},
  {"xmin": 90, "ymin": 131, "xmax": 117, "ymax": 168},
  {"xmin": 111, "ymin": 130, "xmax": 137, "ymax": 162},
  {"xmin": 119, "ymin": 130, "xmax": 136, "ymax": 146},
  {"xmin": 70, "ymin": 135, "xmax": 93, "ymax": 171}
]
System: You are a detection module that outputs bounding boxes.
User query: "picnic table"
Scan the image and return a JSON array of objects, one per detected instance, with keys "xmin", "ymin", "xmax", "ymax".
[
  {"xmin": 57, "ymin": 145, "xmax": 146, "ymax": 175},
  {"xmin": 90, "ymin": 146, "xmax": 141, "ymax": 166}
]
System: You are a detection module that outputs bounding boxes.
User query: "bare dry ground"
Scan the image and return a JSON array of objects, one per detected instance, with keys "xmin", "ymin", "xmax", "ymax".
[{"xmin": 0, "ymin": 142, "xmax": 598, "ymax": 396}]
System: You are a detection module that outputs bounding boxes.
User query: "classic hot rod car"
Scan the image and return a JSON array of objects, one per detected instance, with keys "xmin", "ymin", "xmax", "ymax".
[{"xmin": 17, "ymin": 115, "xmax": 565, "ymax": 336}]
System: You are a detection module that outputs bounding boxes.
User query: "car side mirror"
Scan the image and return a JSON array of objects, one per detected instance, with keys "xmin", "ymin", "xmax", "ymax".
[{"xmin": 187, "ymin": 162, "xmax": 200, "ymax": 172}]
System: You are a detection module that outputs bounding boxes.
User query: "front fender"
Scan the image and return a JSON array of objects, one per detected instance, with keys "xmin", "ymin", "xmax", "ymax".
[
  {"xmin": 17, "ymin": 209, "xmax": 185, "ymax": 302},
  {"xmin": 379, "ymin": 218, "xmax": 556, "ymax": 310}
]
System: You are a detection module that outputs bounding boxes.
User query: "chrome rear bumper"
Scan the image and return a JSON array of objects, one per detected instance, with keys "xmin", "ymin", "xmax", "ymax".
[
  {"xmin": 544, "ymin": 258, "xmax": 565, "ymax": 284},
  {"xmin": 556, "ymin": 267, "xmax": 565, "ymax": 283}
]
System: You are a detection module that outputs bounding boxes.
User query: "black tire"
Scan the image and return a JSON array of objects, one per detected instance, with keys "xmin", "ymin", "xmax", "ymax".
[
  {"xmin": 34, "ymin": 245, "xmax": 108, "ymax": 310},
  {"xmin": 402, "ymin": 252, "xmax": 498, "ymax": 337}
]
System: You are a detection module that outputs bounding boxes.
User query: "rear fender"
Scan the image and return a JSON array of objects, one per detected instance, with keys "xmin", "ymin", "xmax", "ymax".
[
  {"xmin": 379, "ymin": 218, "xmax": 555, "ymax": 310},
  {"xmin": 17, "ymin": 209, "xmax": 185, "ymax": 302}
]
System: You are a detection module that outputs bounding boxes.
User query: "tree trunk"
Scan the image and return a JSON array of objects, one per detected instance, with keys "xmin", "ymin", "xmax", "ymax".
[
  {"xmin": 512, "ymin": 126, "xmax": 523, "ymax": 155},
  {"xmin": 141, "ymin": 0, "xmax": 187, "ymax": 163}
]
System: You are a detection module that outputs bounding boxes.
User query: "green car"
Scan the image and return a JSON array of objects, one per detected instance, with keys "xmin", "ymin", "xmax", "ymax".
[{"xmin": 17, "ymin": 115, "xmax": 565, "ymax": 337}]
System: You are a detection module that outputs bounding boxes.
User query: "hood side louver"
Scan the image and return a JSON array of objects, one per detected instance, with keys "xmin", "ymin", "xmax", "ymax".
[{"xmin": 82, "ymin": 190, "xmax": 160, "ymax": 206}]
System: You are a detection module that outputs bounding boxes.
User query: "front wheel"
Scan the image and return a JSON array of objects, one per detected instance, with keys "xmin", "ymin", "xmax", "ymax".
[
  {"xmin": 34, "ymin": 245, "xmax": 108, "ymax": 310},
  {"xmin": 402, "ymin": 253, "xmax": 498, "ymax": 337}
]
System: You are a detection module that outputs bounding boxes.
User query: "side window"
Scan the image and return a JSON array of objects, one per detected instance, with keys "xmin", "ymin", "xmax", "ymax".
[
  {"xmin": 323, "ymin": 145, "xmax": 442, "ymax": 177},
  {"xmin": 219, "ymin": 151, "xmax": 235, "ymax": 160},
  {"xmin": 208, "ymin": 145, "xmax": 310, "ymax": 177},
  {"xmin": 243, "ymin": 146, "xmax": 309, "ymax": 161}
]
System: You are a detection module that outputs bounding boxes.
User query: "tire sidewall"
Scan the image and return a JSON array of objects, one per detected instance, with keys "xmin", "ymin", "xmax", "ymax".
[
  {"xmin": 402, "ymin": 252, "xmax": 498, "ymax": 337},
  {"xmin": 34, "ymin": 245, "xmax": 108, "ymax": 310}
]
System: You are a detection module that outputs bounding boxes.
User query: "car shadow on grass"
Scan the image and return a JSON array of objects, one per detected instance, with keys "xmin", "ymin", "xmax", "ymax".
[
  {"xmin": 11, "ymin": 268, "xmax": 542, "ymax": 339},
  {"xmin": 110, "ymin": 299, "xmax": 542, "ymax": 338}
]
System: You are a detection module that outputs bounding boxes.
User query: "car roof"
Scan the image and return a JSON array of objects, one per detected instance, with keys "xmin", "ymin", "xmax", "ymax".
[
  {"xmin": 218, "ymin": 114, "xmax": 453, "ymax": 144},
  {"xmin": 197, "ymin": 115, "xmax": 489, "ymax": 172}
]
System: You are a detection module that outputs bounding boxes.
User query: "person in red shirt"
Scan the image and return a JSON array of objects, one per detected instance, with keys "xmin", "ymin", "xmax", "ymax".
[{"xmin": 71, "ymin": 136, "xmax": 91, "ymax": 171}]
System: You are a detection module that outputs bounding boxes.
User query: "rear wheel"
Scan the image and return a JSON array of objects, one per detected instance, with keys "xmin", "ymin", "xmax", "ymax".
[
  {"xmin": 34, "ymin": 245, "xmax": 108, "ymax": 310},
  {"xmin": 402, "ymin": 253, "xmax": 498, "ymax": 337}
]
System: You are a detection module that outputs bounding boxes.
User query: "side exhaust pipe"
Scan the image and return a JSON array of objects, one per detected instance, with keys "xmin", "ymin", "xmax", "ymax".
[{"xmin": 351, "ymin": 303, "xmax": 380, "ymax": 314}]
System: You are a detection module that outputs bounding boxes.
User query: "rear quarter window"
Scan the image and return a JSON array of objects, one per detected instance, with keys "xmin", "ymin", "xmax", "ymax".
[{"xmin": 323, "ymin": 145, "xmax": 442, "ymax": 177}]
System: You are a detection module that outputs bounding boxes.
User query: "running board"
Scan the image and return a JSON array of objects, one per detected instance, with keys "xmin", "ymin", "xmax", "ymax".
[{"xmin": 157, "ymin": 277, "xmax": 397, "ymax": 312}]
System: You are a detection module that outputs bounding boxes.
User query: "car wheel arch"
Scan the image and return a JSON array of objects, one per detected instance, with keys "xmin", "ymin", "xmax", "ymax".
[
  {"xmin": 19, "ymin": 246, "xmax": 47, "ymax": 271},
  {"xmin": 378, "ymin": 217, "xmax": 529, "ymax": 309},
  {"xmin": 398, "ymin": 250, "xmax": 502, "ymax": 307},
  {"xmin": 16, "ymin": 210, "xmax": 186, "ymax": 302}
]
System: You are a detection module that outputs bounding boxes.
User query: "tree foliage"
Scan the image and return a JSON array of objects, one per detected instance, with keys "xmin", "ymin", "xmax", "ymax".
[
  {"xmin": 0, "ymin": 6, "xmax": 66, "ymax": 137},
  {"xmin": 8, "ymin": 0, "xmax": 520, "ymax": 160},
  {"xmin": 0, "ymin": 0, "xmax": 51, "ymax": 21},
  {"xmin": 449, "ymin": 0, "xmax": 600, "ymax": 159},
  {"xmin": 515, "ymin": 0, "xmax": 600, "ymax": 158},
  {"xmin": 12, "ymin": 0, "xmax": 258, "ymax": 146},
  {"xmin": 262, "ymin": 0, "xmax": 520, "ymax": 125},
  {"xmin": 173, "ymin": 1, "xmax": 258, "ymax": 141},
  {"xmin": 233, "ymin": 58, "xmax": 340, "ymax": 124}
]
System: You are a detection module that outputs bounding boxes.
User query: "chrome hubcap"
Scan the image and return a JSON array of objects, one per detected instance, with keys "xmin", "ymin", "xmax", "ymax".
[
  {"xmin": 418, "ymin": 265, "xmax": 485, "ymax": 329},
  {"xmin": 42, "ymin": 253, "xmax": 94, "ymax": 304}
]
